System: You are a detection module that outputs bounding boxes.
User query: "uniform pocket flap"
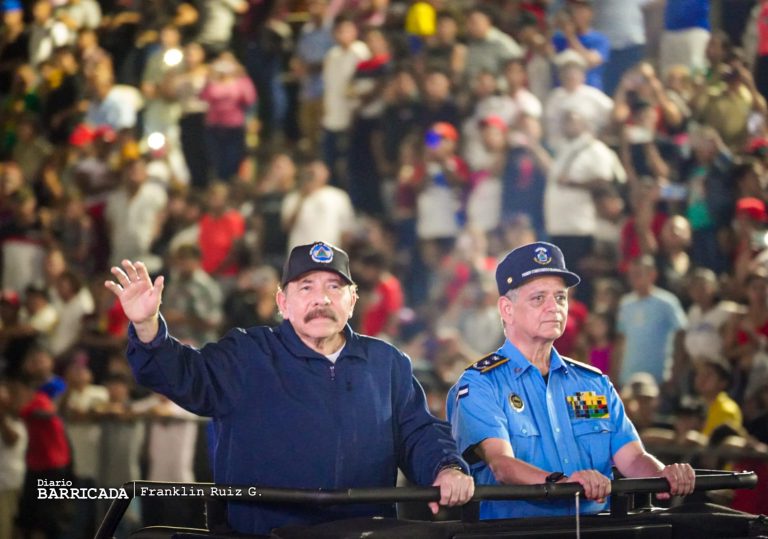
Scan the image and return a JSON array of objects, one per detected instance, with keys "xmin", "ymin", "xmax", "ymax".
[{"xmin": 572, "ymin": 419, "xmax": 614, "ymax": 436}]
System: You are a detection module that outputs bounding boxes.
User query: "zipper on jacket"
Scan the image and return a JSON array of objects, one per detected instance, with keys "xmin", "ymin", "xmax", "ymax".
[{"xmin": 329, "ymin": 364, "xmax": 336, "ymax": 381}]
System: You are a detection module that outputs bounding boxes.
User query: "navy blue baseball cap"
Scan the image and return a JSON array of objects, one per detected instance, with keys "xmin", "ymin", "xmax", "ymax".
[
  {"xmin": 281, "ymin": 242, "xmax": 354, "ymax": 287},
  {"xmin": 495, "ymin": 242, "xmax": 581, "ymax": 295}
]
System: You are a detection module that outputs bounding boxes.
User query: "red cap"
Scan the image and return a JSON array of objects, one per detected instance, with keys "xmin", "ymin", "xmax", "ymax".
[
  {"xmin": 93, "ymin": 125, "xmax": 117, "ymax": 143},
  {"xmin": 480, "ymin": 114, "xmax": 508, "ymax": 132},
  {"xmin": 429, "ymin": 122, "xmax": 458, "ymax": 141},
  {"xmin": 747, "ymin": 137, "xmax": 768, "ymax": 156},
  {"xmin": 736, "ymin": 197, "xmax": 768, "ymax": 222},
  {"xmin": 0, "ymin": 289, "xmax": 20, "ymax": 308},
  {"xmin": 69, "ymin": 124, "xmax": 95, "ymax": 147}
]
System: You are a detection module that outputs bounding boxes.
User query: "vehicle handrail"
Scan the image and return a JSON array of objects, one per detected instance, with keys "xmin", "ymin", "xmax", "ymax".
[{"xmin": 94, "ymin": 470, "xmax": 758, "ymax": 539}]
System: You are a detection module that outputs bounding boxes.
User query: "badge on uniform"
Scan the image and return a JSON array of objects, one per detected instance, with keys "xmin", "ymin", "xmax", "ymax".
[
  {"xmin": 457, "ymin": 384, "xmax": 470, "ymax": 399},
  {"xmin": 509, "ymin": 393, "xmax": 525, "ymax": 412},
  {"xmin": 566, "ymin": 391, "xmax": 609, "ymax": 419}
]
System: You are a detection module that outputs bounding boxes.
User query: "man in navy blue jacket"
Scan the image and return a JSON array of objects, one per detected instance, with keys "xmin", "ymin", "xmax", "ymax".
[{"xmin": 104, "ymin": 241, "xmax": 473, "ymax": 535}]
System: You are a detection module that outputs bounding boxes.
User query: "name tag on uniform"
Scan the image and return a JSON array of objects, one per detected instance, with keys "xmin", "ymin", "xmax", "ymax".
[{"xmin": 566, "ymin": 391, "xmax": 609, "ymax": 419}]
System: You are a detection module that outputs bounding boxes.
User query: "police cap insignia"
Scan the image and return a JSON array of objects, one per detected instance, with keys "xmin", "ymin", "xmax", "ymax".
[{"xmin": 533, "ymin": 246, "xmax": 552, "ymax": 265}]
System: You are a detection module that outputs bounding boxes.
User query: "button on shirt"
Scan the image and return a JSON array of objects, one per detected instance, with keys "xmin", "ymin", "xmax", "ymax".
[{"xmin": 447, "ymin": 340, "xmax": 639, "ymax": 520}]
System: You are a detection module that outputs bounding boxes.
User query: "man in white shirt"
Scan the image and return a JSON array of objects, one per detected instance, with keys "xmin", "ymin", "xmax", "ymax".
[
  {"xmin": 105, "ymin": 157, "xmax": 168, "ymax": 274},
  {"xmin": 281, "ymin": 159, "xmax": 355, "ymax": 251},
  {"xmin": 543, "ymin": 58, "xmax": 613, "ymax": 152},
  {"xmin": 544, "ymin": 111, "xmax": 624, "ymax": 299},
  {"xmin": 321, "ymin": 16, "xmax": 370, "ymax": 185},
  {"xmin": 464, "ymin": 6, "xmax": 523, "ymax": 83}
]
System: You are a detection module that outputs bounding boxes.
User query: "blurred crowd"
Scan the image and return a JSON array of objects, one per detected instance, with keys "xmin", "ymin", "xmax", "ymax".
[{"xmin": 2, "ymin": 0, "xmax": 768, "ymax": 537}]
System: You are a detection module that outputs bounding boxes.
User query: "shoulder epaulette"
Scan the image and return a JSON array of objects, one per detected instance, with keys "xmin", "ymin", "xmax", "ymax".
[
  {"xmin": 466, "ymin": 353, "xmax": 509, "ymax": 374},
  {"xmin": 562, "ymin": 356, "xmax": 603, "ymax": 375}
]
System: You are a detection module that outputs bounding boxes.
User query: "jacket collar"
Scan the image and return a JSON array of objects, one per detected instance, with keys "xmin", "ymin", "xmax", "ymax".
[
  {"xmin": 498, "ymin": 340, "xmax": 567, "ymax": 379},
  {"xmin": 276, "ymin": 320, "xmax": 368, "ymax": 361}
]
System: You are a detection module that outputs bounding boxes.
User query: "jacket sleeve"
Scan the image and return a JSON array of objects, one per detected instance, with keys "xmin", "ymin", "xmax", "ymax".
[
  {"xmin": 126, "ymin": 314, "xmax": 253, "ymax": 417},
  {"xmin": 391, "ymin": 347, "xmax": 469, "ymax": 485}
]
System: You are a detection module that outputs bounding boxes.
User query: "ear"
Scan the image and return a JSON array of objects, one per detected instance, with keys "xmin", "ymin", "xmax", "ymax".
[
  {"xmin": 347, "ymin": 286, "xmax": 358, "ymax": 319},
  {"xmin": 498, "ymin": 295, "xmax": 514, "ymax": 325},
  {"xmin": 276, "ymin": 288, "xmax": 288, "ymax": 319}
]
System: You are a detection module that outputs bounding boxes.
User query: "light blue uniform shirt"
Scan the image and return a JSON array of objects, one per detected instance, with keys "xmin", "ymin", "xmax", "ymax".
[{"xmin": 447, "ymin": 340, "xmax": 640, "ymax": 520}]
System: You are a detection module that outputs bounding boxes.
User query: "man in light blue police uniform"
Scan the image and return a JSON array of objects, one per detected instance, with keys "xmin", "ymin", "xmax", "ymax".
[{"xmin": 447, "ymin": 241, "xmax": 695, "ymax": 519}]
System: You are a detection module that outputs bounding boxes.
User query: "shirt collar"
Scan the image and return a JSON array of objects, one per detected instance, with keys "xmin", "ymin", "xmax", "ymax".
[
  {"xmin": 277, "ymin": 320, "xmax": 368, "ymax": 361},
  {"xmin": 498, "ymin": 339, "xmax": 568, "ymax": 378}
]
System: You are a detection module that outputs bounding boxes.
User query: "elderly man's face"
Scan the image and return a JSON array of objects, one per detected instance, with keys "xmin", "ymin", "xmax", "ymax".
[
  {"xmin": 499, "ymin": 276, "xmax": 569, "ymax": 343},
  {"xmin": 277, "ymin": 271, "xmax": 357, "ymax": 343}
]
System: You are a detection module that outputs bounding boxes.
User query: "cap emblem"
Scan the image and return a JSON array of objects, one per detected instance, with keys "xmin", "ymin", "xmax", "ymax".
[
  {"xmin": 310, "ymin": 243, "xmax": 334, "ymax": 263},
  {"xmin": 533, "ymin": 247, "xmax": 552, "ymax": 265}
]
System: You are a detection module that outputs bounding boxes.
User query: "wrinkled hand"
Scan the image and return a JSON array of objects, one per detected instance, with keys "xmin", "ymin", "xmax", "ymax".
[
  {"xmin": 657, "ymin": 463, "xmax": 696, "ymax": 500},
  {"xmin": 567, "ymin": 470, "xmax": 611, "ymax": 502},
  {"xmin": 429, "ymin": 467, "xmax": 474, "ymax": 515},
  {"xmin": 104, "ymin": 260, "xmax": 164, "ymax": 325}
]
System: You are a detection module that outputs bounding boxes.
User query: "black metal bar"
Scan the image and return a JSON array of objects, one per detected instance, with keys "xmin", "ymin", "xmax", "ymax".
[
  {"xmin": 126, "ymin": 471, "xmax": 757, "ymax": 503},
  {"xmin": 93, "ymin": 471, "xmax": 758, "ymax": 539},
  {"xmin": 94, "ymin": 482, "xmax": 134, "ymax": 539}
]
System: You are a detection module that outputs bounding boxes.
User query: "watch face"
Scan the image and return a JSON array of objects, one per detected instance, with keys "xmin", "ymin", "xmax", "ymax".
[{"xmin": 546, "ymin": 472, "xmax": 565, "ymax": 483}]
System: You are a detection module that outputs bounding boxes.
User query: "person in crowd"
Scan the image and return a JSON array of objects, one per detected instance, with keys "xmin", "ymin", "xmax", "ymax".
[
  {"xmin": 9, "ymin": 372, "xmax": 72, "ymax": 539},
  {"xmin": 161, "ymin": 243, "xmax": 223, "ymax": 346},
  {"xmin": 681, "ymin": 268, "xmax": 735, "ymax": 395},
  {"xmin": 60, "ymin": 358, "xmax": 108, "ymax": 539},
  {"xmin": 29, "ymin": 0, "xmax": 71, "ymax": 68},
  {"xmin": 346, "ymin": 27, "xmax": 392, "ymax": 217},
  {"xmin": 223, "ymin": 264, "xmax": 281, "ymax": 329},
  {"xmin": 353, "ymin": 247, "xmax": 404, "ymax": 341},
  {"xmin": 463, "ymin": 5, "xmax": 522, "ymax": 84},
  {"xmin": 592, "ymin": 0, "xmax": 654, "ymax": 95},
  {"xmin": 693, "ymin": 357, "xmax": 743, "ymax": 437},
  {"xmin": 292, "ymin": 0, "xmax": 334, "ymax": 155},
  {"xmin": 658, "ymin": 0, "xmax": 711, "ymax": 75},
  {"xmin": 104, "ymin": 243, "xmax": 474, "ymax": 534},
  {"xmin": 95, "ymin": 372, "xmax": 145, "ymax": 532},
  {"xmin": 104, "ymin": 153, "xmax": 168, "ymax": 275},
  {"xmin": 552, "ymin": 0, "xmax": 610, "ymax": 91},
  {"xmin": 0, "ymin": 378, "xmax": 27, "ymax": 539},
  {"xmin": 281, "ymin": 159, "xmax": 355, "ymax": 251},
  {"xmin": 543, "ymin": 57, "xmax": 613, "ymax": 152},
  {"xmin": 197, "ymin": 182, "xmax": 245, "ymax": 286},
  {"xmin": 169, "ymin": 42, "xmax": 210, "ymax": 189},
  {"xmin": 142, "ymin": 393, "xmax": 203, "ymax": 528},
  {"xmin": 49, "ymin": 270, "xmax": 94, "ymax": 359},
  {"xmin": 320, "ymin": 16, "xmax": 370, "ymax": 186},
  {"xmin": 543, "ymin": 110, "xmax": 623, "ymax": 302},
  {"xmin": 419, "ymin": 11, "xmax": 467, "ymax": 86},
  {"xmin": 200, "ymin": 53, "xmax": 257, "ymax": 181},
  {"xmin": 620, "ymin": 371, "xmax": 662, "ymax": 433},
  {"xmin": 447, "ymin": 241, "xmax": 695, "ymax": 520},
  {"xmin": 613, "ymin": 255, "xmax": 687, "ymax": 388},
  {"xmin": 418, "ymin": 69, "xmax": 461, "ymax": 131},
  {"xmin": 250, "ymin": 152, "xmax": 296, "ymax": 268},
  {"xmin": 723, "ymin": 268, "xmax": 768, "ymax": 403}
]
